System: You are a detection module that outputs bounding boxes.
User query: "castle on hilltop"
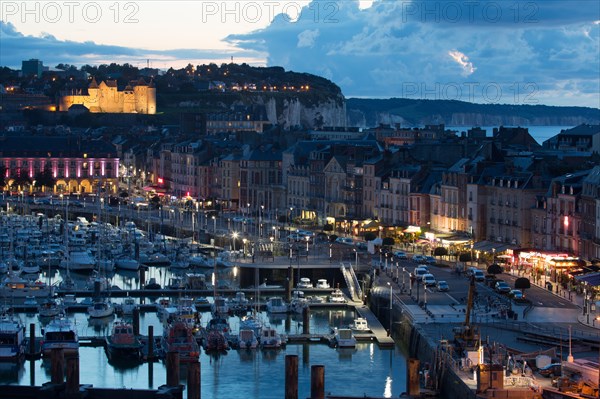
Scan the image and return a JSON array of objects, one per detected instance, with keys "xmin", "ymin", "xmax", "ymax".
[{"xmin": 59, "ymin": 77, "xmax": 156, "ymax": 114}]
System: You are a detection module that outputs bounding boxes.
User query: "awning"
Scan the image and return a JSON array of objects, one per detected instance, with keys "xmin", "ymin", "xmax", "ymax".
[
  {"xmin": 472, "ymin": 240, "xmax": 517, "ymax": 253},
  {"xmin": 404, "ymin": 226, "xmax": 421, "ymax": 233},
  {"xmin": 574, "ymin": 272, "xmax": 600, "ymax": 287}
]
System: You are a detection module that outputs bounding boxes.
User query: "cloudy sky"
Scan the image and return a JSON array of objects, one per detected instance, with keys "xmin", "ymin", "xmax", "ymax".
[{"xmin": 1, "ymin": 0, "xmax": 599, "ymax": 107}]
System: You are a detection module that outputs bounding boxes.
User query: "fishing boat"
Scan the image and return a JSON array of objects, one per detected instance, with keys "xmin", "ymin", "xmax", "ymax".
[
  {"xmin": 259, "ymin": 326, "xmax": 283, "ymax": 349},
  {"xmin": 161, "ymin": 320, "xmax": 200, "ymax": 362},
  {"xmin": 328, "ymin": 288, "xmax": 347, "ymax": 304},
  {"xmin": 0, "ymin": 311, "xmax": 26, "ymax": 360},
  {"xmin": 87, "ymin": 298, "xmax": 115, "ymax": 318},
  {"xmin": 266, "ymin": 297, "xmax": 288, "ymax": 314},
  {"xmin": 238, "ymin": 329, "xmax": 258, "ymax": 350},
  {"xmin": 204, "ymin": 316, "xmax": 230, "ymax": 352},
  {"xmin": 105, "ymin": 321, "xmax": 142, "ymax": 360},
  {"xmin": 333, "ymin": 328, "xmax": 356, "ymax": 348},
  {"xmin": 41, "ymin": 314, "xmax": 79, "ymax": 356}
]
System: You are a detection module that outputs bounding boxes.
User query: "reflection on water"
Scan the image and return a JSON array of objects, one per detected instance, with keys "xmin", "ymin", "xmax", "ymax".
[{"xmin": 1, "ymin": 309, "xmax": 407, "ymax": 398}]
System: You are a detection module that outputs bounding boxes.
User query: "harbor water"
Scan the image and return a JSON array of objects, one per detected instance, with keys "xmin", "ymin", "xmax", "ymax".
[{"xmin": 2, "ymin": 299, "xmax": 408, "ymax": 398}]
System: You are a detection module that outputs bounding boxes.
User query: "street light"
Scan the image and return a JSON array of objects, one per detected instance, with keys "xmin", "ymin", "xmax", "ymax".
[
  {"xmin": 242, "ymin": 238, "xmax": 247, "ymax": 258},
  {"xmin": 212, "ymin": 215, "xmax": 216, "ymax": 233},
  {"xmin": 354, "ymin": 248, "xmax": 358, "ymax": 269},
  {"xmin": 423, "ymin": 281, "xmax": 427, "ymax": 310},
  {"xmin": 232, "ymin": 232, "xmax": 238, "ymax": 252}
]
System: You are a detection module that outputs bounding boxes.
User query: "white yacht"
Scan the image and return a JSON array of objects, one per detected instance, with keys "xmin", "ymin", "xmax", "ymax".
[
  {"xmin": 60, "ymin": 250, "xmax": 95, "ymax": 272},
  {"xmin": 297, "ymin": 277, "xmax": 313, "ymax": 289},
  {"xmin": 316, "ymin": 279, "xmax": 331, "ymax": 289},
  {"xmin": 266, "ymin": 297, "xmax": 288, "ymax": 314},
  {"xmin": 259, "ymin": 326, "xmax": 283, "ymax": 349},
  {"xmin": 350, "ymin": 317, "xmax": 370, "ymax": 332}
]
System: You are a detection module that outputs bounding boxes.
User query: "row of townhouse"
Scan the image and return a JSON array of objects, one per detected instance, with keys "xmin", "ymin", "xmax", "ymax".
[{"xmin": 143, "ymin": 129, "xmax": 599, "ymax": 260}]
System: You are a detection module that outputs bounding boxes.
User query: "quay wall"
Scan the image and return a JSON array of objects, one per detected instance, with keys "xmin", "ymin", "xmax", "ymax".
[{"xmin": 371, "ymin": 292, "xmax": 476, "ymax": 399}]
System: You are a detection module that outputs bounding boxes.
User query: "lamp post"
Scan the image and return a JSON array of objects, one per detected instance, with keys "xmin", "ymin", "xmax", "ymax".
[
  {"xmin": 387, "ymin": 282, "xmax": 393, "ymax": 337},
  {"xmin": 354, "ymin": 248, "xmax": 358, "ymax": 270},
  {"xmin": 260, "ymin": 205, "xmax": 264, "ymax": 238},
  {"xmin": 470, "ymin": 243, "xmax": 474, "ymax": 267},
  {"xmin": 212, "ymin": 215, "xmax": 216, "ymax": 234},
  {"xmin": 305, "ymin": 236, "xmax": 309, "ymax": 256},
  {"xmin": 232, "ymin": 232, "xmax": 238, "ymax": 253},
  {"xmin": 242, "ymin": 238, "xmax": 247, "ymax": 258},
  {"xmin": 402, "ymin": 267, "xmax": 406, "ymax": 290}
]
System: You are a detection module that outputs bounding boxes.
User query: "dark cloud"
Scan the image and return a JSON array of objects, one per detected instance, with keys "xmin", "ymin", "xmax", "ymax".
[{"xmin": 226, "ymin": 0, "xmax": 600, "ymax": 106}]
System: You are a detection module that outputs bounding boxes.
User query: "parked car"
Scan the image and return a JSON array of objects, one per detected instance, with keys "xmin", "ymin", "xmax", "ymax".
[
  {"xmin": 494, "ymin": 281, "xmax": 511, "ymax": 294},
  {"xmin": 436, "ymin": 280, "xmax": 449, "ymax": 292},
  {"xmin": 473, "ymin": 270, "xmax": 485, "ymax": 282},
  {"xmin": 414, "ymin": 267, "xmax": 429, "ymax": 280},
  {"xmin": 335, "ymin": 237, "xmax": 354, "ymax": 245},
  {"xmin": 412, "ymin": 255, "xmax": 427, "ymax": 263},
  {"xmin": 538, "ymin": 363, "xmax": 561, "ymax": 378},
  {"xmin": 422, "ymin": 274, "xmax": 437, "ymax": 287},
  {"xmin": 509, "ymin": 289, "xmax": 524, "ymax": 300},
  {"xmin": 393, "ymin": 251, "xmax": 408, "ymax": 260},
  {"xmin": 424, "ymin": 256, "xmax": 436, "ymax": 264}
]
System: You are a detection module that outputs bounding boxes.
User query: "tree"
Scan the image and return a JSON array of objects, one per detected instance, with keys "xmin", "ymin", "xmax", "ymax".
[
  {"xmin": 515, "ymin": 277, "xmax": 531, "ymax": 296},
  {"xmin": 11, "ymin": 169, "xmax": 31, "ymax": 190},
  {"xmin": 487, "ymin": 263, "xmax": 503, "ymax": 275},
  {"xmin": 323, "ymin": 223, "xmax": 333, "ymax": 232},
  {"xmin": 364, "ymin": 232, "xmax": 377, "ymax": 242},
  {"xmin": 34, "ymin": 167, "xmax": 56, "ymax": 192},
  {"xmin": 382, "ymin": 237, "xmax": 395, "ymax": 247},
  {"xmin": 459, "ymin": 253, "xmax": 472, "ymax": 262},
  {"xmin": 433, "ymin": 247, "xmax": 448, "ymax": 257}
]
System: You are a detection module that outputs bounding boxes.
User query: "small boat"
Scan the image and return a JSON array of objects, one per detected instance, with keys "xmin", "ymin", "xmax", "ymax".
[
  {"xmin": 0, "ymin": 271, "xmax": 54, "ymax": 299},
  {"xmin": 63, "ymin": 294, "xmax": 78, "ymax": 309},
  {"xmin": 350, "ymin": 317, "xmax": 370, "ymax": 332},
  {"xmin": 204, "ymin": 316, "xmax": 230, "ymax": 352},
  {"xmin": 0, "ymin": 311, "xmax": 26, "ymax": 360},
  {"xmin": 297, "ymin": 277, "xmax": 313, "ymax": 289},
  {"xmin": 115, "ymin": 257, "xmax": 140, "ymax": 271},
  {"xmin": 289, "ymin": 290, "xmax": 308, "ymax": 314},
  {"xmin": 38, "ymin": 297, "xmax": 62, "ymax": 318},
  {"xmin": 328, "ymin": 289, "xmax": 347, "ymax": 304},
  {"xmin": 259, "ymin": 327, "xmax": 283, "ymax": 349},
  {"xmin": 87, "ymin": 298, "xmax": 115, "ymax": 318},
  {"xmin": 211, "ymin": 296, "xmax": 230, "ymax": 316},
  {"xmin": 316, "ymin": 279, "xmax": 331, "ymax": 289},
  {"xmin": 266, "ymin": 297, "xmax": 288, "ymax": 314},
  {"xmin": 21, "ymin": 262, "xmax": 40, "ymax": 275},
  {"xmin": 162, "ymin": 320, "xmax": 200, "ymax": 362},
  {"xmin": 238, "ymin": 329, "xmax": 258, "ymax": 350},
  {"xmin": 139, "ymin": 252, "xmax": 171, "ymax": 266},
  {"xmin": 240, "ymin": 313, "xmax": 263, "ymax": 335},
  {"xmin": 120, "ymin": 297, "xmax": 137, "ymax": 316},
  {"xmin": 228, "ymin": 292, "xmax": 249, "ymax": 313},
  {"xmin": 105, "ymin": 321, "xmax": 142, "ymax": 360},
  {"xmin": 144, "ymin": 278, "xmax": 161, "ymax": 290},
  {"xmin": 60, "ymin": 250, "xmax": 96, "ymax": 272},
  {"xmin": 333, "ymin": 328, "xmax": 356, "ymax": 348},
  {"xmin": 41, "ymin": 314, "xmax": 79, "ymax": 356}
]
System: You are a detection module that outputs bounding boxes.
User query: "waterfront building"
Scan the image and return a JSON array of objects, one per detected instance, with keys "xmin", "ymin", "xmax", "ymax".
[{"xmin": 0, "ymin": 135, "xmax": 119, "ymax": 194}]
